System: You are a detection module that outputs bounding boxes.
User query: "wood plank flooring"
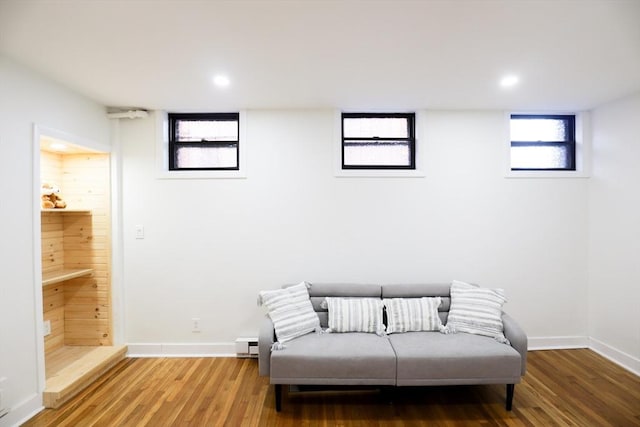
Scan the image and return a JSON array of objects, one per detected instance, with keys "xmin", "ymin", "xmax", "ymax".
[{"xmin": 23, "ymin": 349, "xmax": 640, "ymax": 426}]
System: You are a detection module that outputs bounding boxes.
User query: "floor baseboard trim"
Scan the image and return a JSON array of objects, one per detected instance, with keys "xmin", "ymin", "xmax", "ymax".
[
  {"xmin": 528, "ymin": 336, "xmax": 639, "ymax": 377},
  {"xmin": 127, "ymin": 342, "xmax": 236, "ymax": 358},
  {"xmin": 528, "ymin": 336, "xmax": 589, "ymax": 350},
  {"xmin": 125, "ymin": 338, "xmax": 638, "ymax": 377},
  {"xmin": 0, "ymin": 392, "xmax": 42, "ymax": 427},
  {"xmin": 589, "ymin": 337, "xmax": 640, "ymax": 376}
]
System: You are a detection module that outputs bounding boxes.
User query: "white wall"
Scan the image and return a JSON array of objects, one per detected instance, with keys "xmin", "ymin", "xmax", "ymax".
[
  {"xmin": 588, "ymin": 92, "xmax": 640, "ymax": 373},
  {"xmin": 0, "ymin": 56, "xmax": 109, "ymax": 426},
  {"xmin": 121, "ymin": 109, "xmax": 589, "ymax": 352}
]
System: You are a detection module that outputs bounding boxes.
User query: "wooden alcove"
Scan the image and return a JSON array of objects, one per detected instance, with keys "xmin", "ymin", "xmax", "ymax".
[{"xmin": 40, "ymin": 147, "xmax": 126, "ymax": 408}]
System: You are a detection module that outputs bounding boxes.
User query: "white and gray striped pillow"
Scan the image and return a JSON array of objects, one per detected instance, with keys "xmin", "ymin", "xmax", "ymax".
[
  {"xmin": 383, "ymin": 297, "xmax": 443, "ymax": 334},
  {"xmin": 324, "ymin": 297, "xmax": 385, "ymax": 335},
  {"xmin": 258, "ymin": 282, "xmax": 321, "ymax": 345},
  {"xmin": 445, "ymin": 280, "xmax": 510, "ymax": 344}
]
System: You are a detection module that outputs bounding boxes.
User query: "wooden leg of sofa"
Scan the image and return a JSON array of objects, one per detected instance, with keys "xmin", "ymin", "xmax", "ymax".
[
  {"xmin": 275, "ymin": 384, "xmax": 282, "ymax": 412},
  {"xmin": 506, "ymin": 384, "xmax": 515, "ymax": 411}
]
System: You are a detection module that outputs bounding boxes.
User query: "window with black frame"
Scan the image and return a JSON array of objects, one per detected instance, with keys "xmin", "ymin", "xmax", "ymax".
[
  {"xmin": 168, "ymin": 113, "xmax": 240, "ymax": 170},
  {"xmin": 510, "ymin": 114, "xmax": 576, "ymax": 171},
  {"xmin": 342, "ymin": 113, "xmax": 415, "ymax": 169}
]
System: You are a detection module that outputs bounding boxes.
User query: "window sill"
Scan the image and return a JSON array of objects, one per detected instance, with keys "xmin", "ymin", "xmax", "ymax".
[
  {"xmin": 505, "ymin": 170, "xmax": 589, "ymax": 179},
  {"xmin": 156, "ymin": 170, "xmax": 247, "ymax": 180},
  {"xmin": 335, "ymin": 169, "xmax": 425, "ymax": 178}
]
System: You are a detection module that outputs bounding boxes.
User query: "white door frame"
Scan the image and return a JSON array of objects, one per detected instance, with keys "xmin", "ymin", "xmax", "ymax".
[{"xmin": 31, "ymin": 124, "xmax": 122, "ymax": 394}]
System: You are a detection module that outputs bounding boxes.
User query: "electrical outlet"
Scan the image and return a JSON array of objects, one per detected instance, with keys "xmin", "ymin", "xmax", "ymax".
[
  {"xmin": 43, "ymin": 320, "xmax": 51, "ymax": 336},
  {"xmin": 192, "ymin": 317, "xmax": 201, "ymax": 333}
]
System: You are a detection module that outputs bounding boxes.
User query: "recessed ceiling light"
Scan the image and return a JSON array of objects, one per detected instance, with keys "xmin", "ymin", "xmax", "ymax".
[
  {"xmin": 213, "ymin": 75, "xmax": 230, "ymax": 87},
  {"xmin": 500, "ymin": 75, "xmax": 519, "ymax": 88},
  {"xmin": 50, "ymin": 143, "xmax": 67, "ymax": 151}
]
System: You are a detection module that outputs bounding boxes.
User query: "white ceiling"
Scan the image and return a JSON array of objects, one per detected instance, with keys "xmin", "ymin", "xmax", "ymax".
[{"xmin": 1, "ymin": 0, "xmax": 639, "ymax": 112}]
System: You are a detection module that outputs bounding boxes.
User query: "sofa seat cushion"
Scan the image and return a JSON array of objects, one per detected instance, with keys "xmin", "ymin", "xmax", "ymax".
[
  {"xmin": 388, "ymin": 332, "xmax": 522, "ymax": 386},
  {"xmin": 270, "ymin": 332, "xmax": 396, "ymax": 386}
]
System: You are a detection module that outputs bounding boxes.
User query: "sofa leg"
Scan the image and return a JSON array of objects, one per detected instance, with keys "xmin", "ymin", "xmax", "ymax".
[
  {"xmin": 275, "ymin": 384, "xmax": 282, "ymax": 412},
  {"xmin": 379, "ymin": 386, "xmax": 394, "ymax": 405},
  {"xmin": 506, "ymin": 384, "xmax": 515, "ymax": 411}
]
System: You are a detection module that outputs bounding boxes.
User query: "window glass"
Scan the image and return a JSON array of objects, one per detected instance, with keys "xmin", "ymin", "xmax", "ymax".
[
  {"xmin": 510, "ymin": 118, "xmax": 567, "ymax": 142},
  {"xmin": 343, "ymin": 141, "xmax": 411, "ymax": 166},
  {"xmin": 510, "ymin": 145, "xmax": 571, "ymax": 170},
  {"xmin": 175, "ymin": 146, "xmax": 238, "ymax": 169},
  {"xmin": 343, "ymin": 117, "xmax": 409, "ymax": 138},
  {"xmin": 175, "ymin": 120, "xmax": 238, "ymax": 142}
]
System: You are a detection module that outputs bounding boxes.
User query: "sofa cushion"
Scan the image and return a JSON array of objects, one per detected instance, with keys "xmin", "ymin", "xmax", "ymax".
[
  {"xmin": 383, "ymin": 297, "xmax": 443, "ymax": 333},
  {"xmin": 270, "ymin": 332, "xmax": 396, "ymax": 385},
  {"xmin": 446, "ymin": 280, "xmax": 509, "ymax": 344},
  {"xmin": 258, "ymin": 282, "xmax": 321, "ymax": 345},
  {"xmin": 388, "ymin": 332, "xmax": 522, "ymax": 386},
  {"xmin": 324, "ymin": 297, "xmax": 385, "ymax": 335}
]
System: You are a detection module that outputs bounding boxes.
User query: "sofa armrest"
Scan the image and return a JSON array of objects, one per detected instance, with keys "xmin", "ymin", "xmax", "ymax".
[
  {"xmin": 258, "ymin": 315, "xmax": 275, "ymax": 377},
  {"xmin": 502, "ymin": 312, "xmax": 527, "ymax": 376}
]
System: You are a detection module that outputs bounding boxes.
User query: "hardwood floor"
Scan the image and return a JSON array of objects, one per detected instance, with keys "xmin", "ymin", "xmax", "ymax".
[{"xmin": 23, "ymin": 349, "xmax": 640, "ymax": 426}]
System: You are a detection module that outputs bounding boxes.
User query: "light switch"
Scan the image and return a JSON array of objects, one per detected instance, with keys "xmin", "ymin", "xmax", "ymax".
[{"xmin": 135, "ymin": 225, "xmax": 144, "ymax": 239}]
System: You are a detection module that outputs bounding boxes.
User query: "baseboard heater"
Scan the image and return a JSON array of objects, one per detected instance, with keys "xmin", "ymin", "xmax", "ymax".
[{"xmin": 235, "ymin": 337, "xmax": 259, "ymax": 358}]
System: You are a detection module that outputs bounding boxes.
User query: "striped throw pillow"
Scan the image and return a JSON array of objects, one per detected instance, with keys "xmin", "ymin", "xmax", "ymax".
[
  {"xmin": 383, "ymin": 297, "xmax": 443, "ymax": 334},
  {"xmin": 325, "ymin": 297, "xmax": 385, "ymax": 335},
  {"xmin": 258, "ymin": 282, "xmax": 321, "ymax": 345},
  {"xmin": 445, "ymin": 280, "xmax": 510, "ymax": 344}
]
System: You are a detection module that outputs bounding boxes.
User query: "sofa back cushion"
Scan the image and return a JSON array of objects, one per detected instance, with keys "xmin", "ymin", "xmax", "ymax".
[
  {"xmin": 381, "ymin": 283, "xmax": 451, "ymax": 299},
  {"xmin": 302, "ymin": 283, "xmax": 453, "ymax": 328},
  {"xmin": 306, "ymin": 283, "xmax": 382, "ymax": 328}
]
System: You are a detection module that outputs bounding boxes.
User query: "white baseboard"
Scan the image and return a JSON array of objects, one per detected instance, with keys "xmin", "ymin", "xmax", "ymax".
[
  {"xmin": 589, "ymin": 337, "xmax": 640, "ymax": 376},
  {"xmin": 528, "ymin": 336, "xmax": 589, "ymax": 350},
  {"xmin": 528, "ymin": 336, "xmax": 639, "ymax": 377},
  {"xmin": 0, "ymin": 392, "xmax": 42, "ymax": 427},
  {"xmin": 126, "ymin": 337, "xmax": 638, "ymax": 378},
  {"xmin": 127, "ymin": 342, "xmax": 236, "ymax": 358}
]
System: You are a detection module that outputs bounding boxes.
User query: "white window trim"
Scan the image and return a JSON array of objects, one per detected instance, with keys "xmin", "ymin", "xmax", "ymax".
[
  {"xmin": 504, "ymin": 111, "xmax": 591, "ymax": 179},
  {"xmin": 155, "ymin": 110, "xmax": 248, "ymax": 179},
  {"xmin": 333, "ymin": 110, "xmax": 426, "ymax": 178}
]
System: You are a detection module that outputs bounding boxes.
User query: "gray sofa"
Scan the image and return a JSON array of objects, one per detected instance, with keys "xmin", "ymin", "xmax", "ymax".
[{"xmin": 258, "ymin": 283, "xmax": 527, "ymax": 411}]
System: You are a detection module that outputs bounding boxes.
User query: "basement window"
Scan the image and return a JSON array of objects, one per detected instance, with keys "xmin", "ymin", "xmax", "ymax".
[
  {"xmin": 342, "ymin": 113, "xmax": 415, "ymax": 169},
  {"xmin": 168, "ymin": 113, "xmax": 240, "ymax": 170},
  {"xmin": 510, "ymin": 114, "xmax": 576, "ymax": 171}
]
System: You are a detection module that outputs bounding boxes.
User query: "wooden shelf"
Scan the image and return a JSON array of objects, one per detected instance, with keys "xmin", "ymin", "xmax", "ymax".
[
  {"xmin": 44, "ymin": 345, "xmax": 128, "ymax": 408},
  {"xmin": 41, "ymin": 208, "xmax": 91, "ymax": 215},
  {"xmin": 43, "ymin": 268, "xmax": 94, "ymax": 287}
]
